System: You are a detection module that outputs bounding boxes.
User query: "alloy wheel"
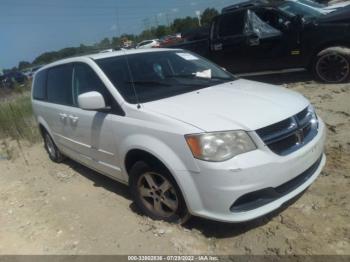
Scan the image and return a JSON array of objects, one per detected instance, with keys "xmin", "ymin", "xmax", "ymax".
[
  {"xmin": 316, "ymin": 53, "xmax": 350, "ymax": 83},
  {"xmin": 45, "ymin": 134, "xmax": 56, "ymax": 159},
  {"xmin": 137, "ymin": 171, "xmax": 179, "ymax": 217}
]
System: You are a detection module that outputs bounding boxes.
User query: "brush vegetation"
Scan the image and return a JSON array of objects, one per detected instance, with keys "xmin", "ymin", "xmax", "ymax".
[{"xmin": 0, "ymin": 91, "xmax": 41, "ymax": 144}]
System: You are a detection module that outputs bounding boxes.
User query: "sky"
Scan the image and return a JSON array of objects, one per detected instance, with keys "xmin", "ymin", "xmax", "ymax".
[{"xmin": 0, "ymin": 0, "xmax": 237, "ymax": 69}]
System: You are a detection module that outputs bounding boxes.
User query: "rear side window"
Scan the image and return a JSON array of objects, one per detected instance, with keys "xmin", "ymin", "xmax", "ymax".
[
  {"xmin": 47, "ymin": 64, "xmax": 73, "ymax": 106},
  {"xmin": 218, "ymin": 12, "xmax": 245, "ymax": 37},
  {"xmin": 32, "ymin": 70, "xmax": 47, "ymax": 100}
]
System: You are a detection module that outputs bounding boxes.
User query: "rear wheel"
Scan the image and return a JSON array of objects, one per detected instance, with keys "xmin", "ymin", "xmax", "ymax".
[
  {"xmin": 130, "ymin": 161, "xmax": 190, "ymax": 224},
  {"xmin": 43, "ymin": 132, "xmax": 64, "ymax": 163},
  {"xmin": 313, "ymin": 47, "xmax": 350, "ymax": 83}
]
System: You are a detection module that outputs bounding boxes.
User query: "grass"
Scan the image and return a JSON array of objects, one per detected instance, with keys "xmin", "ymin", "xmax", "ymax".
[
  {"xmin": 0, "ymin": 93, "xmax": 41, "ymax": 144},
  {"xmin": 0, "ymin": 83, "xmax": 42, "ymax": 162}
]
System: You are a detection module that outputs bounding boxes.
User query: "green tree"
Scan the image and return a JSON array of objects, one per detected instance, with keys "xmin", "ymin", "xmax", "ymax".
[
  {"xmin": 200, "ymin": 8, "xmax": 219, "ymax": 26},
  {"xmin": 171, "ymin": 16, "xmax": 199, "ymax": 33},
  {"xmin": 78, "ymin": 44, "xmax": 93, "ymax": 54},
  {"xmin": 33, "ymin": 51, "xmax": 59, "ymax": 65},
  {"xmin": 27, "ymin": 6, "xmax": 220, "ymax": 66},
  {"xmin": 59, "ymin": 47, "xmax": 78, "ymax": 58},
  {"xmin": 111, "ymin": 37, "xmax": 121, "ymax": 48},
  {"xmin": 98, "ymin": 37, "xmax": 111, "ymax": 49},
  {"xmin": 139, "ymin": 29, "xmax": 156, "ymax": 41},
  {"xmin": 154, "ymin": 25, "xmax": 172, "ymax": 38},
  {"xmin": 18, "ymin": 61, "xmax": 31, "ymax": 71}
]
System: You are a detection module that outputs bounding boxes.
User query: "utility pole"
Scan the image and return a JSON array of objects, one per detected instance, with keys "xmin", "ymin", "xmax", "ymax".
[
  {"xmin": 195, "ymin": 10, "xmax": 201, "ymax": 26},
  {"xmin": 115, "ymin": 8, "xmax": 119, "ymax": 38},
  {"xmin": 154, "ymin": 15, "xmax": 159, "ymax": 27},
  {"xmin": 166, "ymin": 13, "xmax": 170, "ymax": 27}
]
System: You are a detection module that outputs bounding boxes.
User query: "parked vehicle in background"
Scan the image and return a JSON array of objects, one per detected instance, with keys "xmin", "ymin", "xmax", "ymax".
[
  {"xmin": 99, "ymin": 49, "xmax": 114, "ymax": 53},
  {"xmin": 159, "ymin": 35, "xmax": 182, "ymax": 47},
  {"xmin": 22, "ymin": 69, "xmax": 32, "ymax": 78},
  {"xmin": 7, "ymin": 71, "xmax": 27, "ymax": 83},
  {"xmin": 326, "ymin": 0, "xmax": 350, "ymax": 10},
  {"xmin": 285, "ymin": 0, "xmax": 350, "ymax": 14},
  {"xmin": 122, "ymin": 39, "xmax": 134, "ymax": 49},
  {"xmin": 0, "ymin": 74, "xmax": 6, "ymax": 89},
  {"xmin": 167, "ymin": 1, "xmax": 350, "ymax": 83},
  {"xmin": 136, "ymin": 39, "xmax": 160, "ymax": 49},
  {"xmin": 221, "ymin": 0, "xmax": 269, "ymax": 13},
  {"xmin": 0, "ymin": 71, "xmax": 28, "ymax": 88},
  {"xmin": 181, "ymin": 27, "xmax": 210, "ymax": 42},
  {"xmin": 22, "ymin": 65, "xmax": 44, "ymax": 79},
  {"xmin": 32, "ymin": 49, "xmax": 325, "ymax": 223},
  {"xmin": 223, "ymin": 0, "xmax": 350, "ymax": 14},
  {"xmin": 293, "ymin": 0, "xmax": 350, "ymax": 13}
]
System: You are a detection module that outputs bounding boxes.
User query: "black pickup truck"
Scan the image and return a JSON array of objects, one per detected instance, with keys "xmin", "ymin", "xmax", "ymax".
[{"xmin": 168, "ymin": 1, "xmax": 350, "ymax": 83}]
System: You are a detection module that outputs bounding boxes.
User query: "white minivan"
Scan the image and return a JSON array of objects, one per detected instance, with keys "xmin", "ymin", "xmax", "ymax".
[{"xmin": 32, "ymin": 49, "xmax": 326, "ymax": 223}]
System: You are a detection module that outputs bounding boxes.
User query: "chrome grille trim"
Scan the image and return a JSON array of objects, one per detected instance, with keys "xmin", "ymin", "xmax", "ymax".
[{"xmin": 256, "ymin": 107, "xmax": 318, "ymax": 156}]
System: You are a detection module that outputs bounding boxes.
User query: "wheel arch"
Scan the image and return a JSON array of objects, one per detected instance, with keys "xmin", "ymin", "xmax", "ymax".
[
  {"xmin": 120, "ymin": 134, "xmax": 199, "ymax": 179},
  {"xmin": 125, "ymin": 149, "xmax": 170, "ymax": 177},
  {"xmin": 308, "ymin": 41, "xmax": 350, "ymax": 69},
  {"xmin": 120, "ymin": 134, "xmax": 202, "ymax": 213},
  {"xmin": 36, "ymin": 116, "xmax": 54, "ymax": 140}
]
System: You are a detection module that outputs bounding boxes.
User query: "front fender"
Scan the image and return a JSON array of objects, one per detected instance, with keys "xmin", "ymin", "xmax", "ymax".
[
  {"xmin": 36, "ymin": 116, "xmax": 54, "ymax": 140},
  {"xmin": 119, "ymin": 134, "xmax": 200, "ymax": 176},
  {"xmin": 119, "ymin": 134, "xmax": 202, "ymax": 213}
]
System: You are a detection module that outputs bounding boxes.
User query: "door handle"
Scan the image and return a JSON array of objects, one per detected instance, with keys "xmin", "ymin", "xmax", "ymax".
[
  {"xmin": 247, "ymin": 35, "xmax": 260, "ymax": 46},
  {"xmin": 59, "ymin": 113, "xmax": 68, "ymax": 120},
  {"xmin": 213, "ymin": 43, "xmax": 223, "ymax": 51},
  {"xmin": 69, "ymin": 115, "xmax": 79, "ymax": 123}
]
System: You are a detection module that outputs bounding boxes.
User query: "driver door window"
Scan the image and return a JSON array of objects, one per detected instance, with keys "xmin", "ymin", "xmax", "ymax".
[
  {"xmin": 254, "ymin": 9, "xmax": 290, "ymax": 32},
  {"xmin": 72, "ymin": 63, "xmax": 112, "ymax": 107},
  {"xmin": 243, "ymin": 9, "xmax": 282, "ymax": 40}
]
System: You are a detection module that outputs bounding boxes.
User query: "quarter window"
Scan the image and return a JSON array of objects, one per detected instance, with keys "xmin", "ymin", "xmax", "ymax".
[
  {"xmin": 47, "ymin": 65, "xmax": 73, "ymax": 106},
  {"xmin": 32, "ymin": 70, "xmax": 47, "ymax": 100}
]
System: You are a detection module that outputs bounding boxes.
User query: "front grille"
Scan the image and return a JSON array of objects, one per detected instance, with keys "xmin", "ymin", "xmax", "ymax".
[
  {"xmin": 230, "ymin": 154, "xmax": 323, "ymax": 212},
  {"xmin": 256, "ymin": 107, "xmax": 318, "ymax": 156}
]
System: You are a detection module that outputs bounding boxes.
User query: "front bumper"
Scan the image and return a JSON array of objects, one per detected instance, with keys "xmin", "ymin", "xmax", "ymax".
[{"xmin": 177, "ymin": 118, "xmax": 326, "ymax": 222}]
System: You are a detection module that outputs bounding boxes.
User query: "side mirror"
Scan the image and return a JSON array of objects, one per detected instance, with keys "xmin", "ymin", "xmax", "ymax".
[{"xmin": 78, "ymin": 91, "xmax": 107, "ymax": 111}]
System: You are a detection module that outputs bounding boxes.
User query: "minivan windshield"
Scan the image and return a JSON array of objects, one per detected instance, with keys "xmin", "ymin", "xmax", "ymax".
[{"xmin": 95, "ymin": 50, "xmax": 235, "ymax": 103}]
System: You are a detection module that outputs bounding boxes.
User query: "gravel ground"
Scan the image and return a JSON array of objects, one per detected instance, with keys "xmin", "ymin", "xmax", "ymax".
[{"xmin": 0, "ymin": 76, "xmax": 349, "ymax": 255}]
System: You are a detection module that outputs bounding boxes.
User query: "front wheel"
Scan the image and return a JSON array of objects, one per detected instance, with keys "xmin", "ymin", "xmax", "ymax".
[
  {"xmin": 43, "ymin": 132, "xmax": 65, "ymax": 163},
  {"xmin": 130, "ymin": 161, "xmax": 190, "ymax": 224},
  {"xmin": 313, "ymin": 47, "xmax": 350, "ymax": 83}
]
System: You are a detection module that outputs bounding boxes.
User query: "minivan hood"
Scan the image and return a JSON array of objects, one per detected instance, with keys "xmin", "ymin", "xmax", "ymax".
[{"xmin": 144, "ymin": 79, "xmax": 309, "ymax": 132}]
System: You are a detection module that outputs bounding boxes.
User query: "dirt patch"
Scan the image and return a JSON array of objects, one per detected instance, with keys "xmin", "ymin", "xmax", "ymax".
[{"xmin": 0, "ymin": 79, "xmax": 349, "ymax": 254}]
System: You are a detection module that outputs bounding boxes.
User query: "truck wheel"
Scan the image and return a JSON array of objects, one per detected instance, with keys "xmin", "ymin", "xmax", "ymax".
[
  {"xmin": 130, "ymin": 161, "xmax": 190, "ymax": 224},
  {"xmin": 43, "ymin": 132, "xmax": 65, "ymax": 163},
  {"xmin": 313, "ymin": 47, "xmax": 350, "ymax": 83}
]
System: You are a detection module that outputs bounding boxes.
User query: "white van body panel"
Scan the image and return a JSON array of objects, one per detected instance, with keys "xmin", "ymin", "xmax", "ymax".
[{"xmin": 31, "ymin": 49, "xmax": 326, "ymax": 222}]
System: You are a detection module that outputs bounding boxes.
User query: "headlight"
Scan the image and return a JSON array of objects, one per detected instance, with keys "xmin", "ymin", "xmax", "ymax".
[
  {"xmin": 185, "ymin": 130, "xmax": 257, "ymax": 162},
  {"xmin": 308, "ymin": 105, "xmax": 318, "ymax": 126}
]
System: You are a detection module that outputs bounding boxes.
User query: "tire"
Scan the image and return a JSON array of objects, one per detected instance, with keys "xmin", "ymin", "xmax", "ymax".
[
  {"xmin": 43, "ymin": 132, "xmax": 65, "ymax": 163},
  {"xmin": 129, "ymin": 161, "xmax": 190, "ymax": 224},
  {"xmin": 313, "ymin": 47, "xmax": 350, "ymax": 83}
]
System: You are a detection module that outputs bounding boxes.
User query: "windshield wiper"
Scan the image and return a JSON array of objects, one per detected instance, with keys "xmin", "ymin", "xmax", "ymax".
[
  {"xmin": 124, "ymin": 80, "xmax": 171, "ymax": 86},
  {"xmin": 166, "ymin": 74, "xmax": 232, "ymax": 81}
]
